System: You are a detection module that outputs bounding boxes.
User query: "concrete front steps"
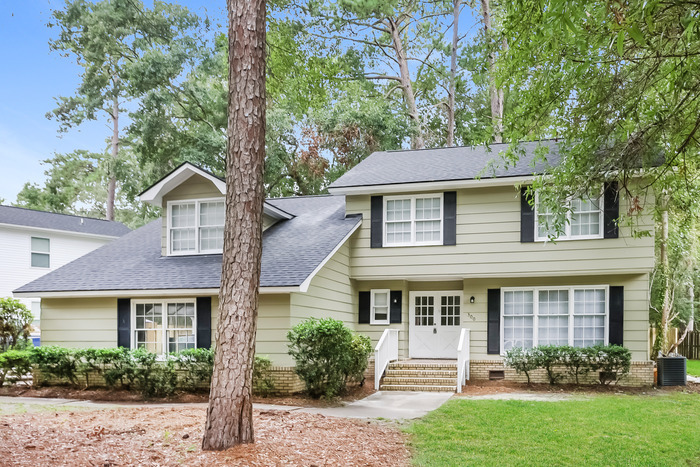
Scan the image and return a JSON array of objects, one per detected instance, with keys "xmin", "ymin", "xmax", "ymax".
[{"xmin": 379, "ymin": 360, "xmax": 458, "ymax": 392}]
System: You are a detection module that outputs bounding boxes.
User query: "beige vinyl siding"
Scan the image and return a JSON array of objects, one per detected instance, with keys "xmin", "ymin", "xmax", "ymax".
[
  {"xmin": 346, "ymin": 185, "xmax": 654, "ymax": 280},
  {"xmin": 41, "ymin": 298, "xmax": 118, "ymax": 348},
  {"xmin": 290, "ymin": 240, "xmax": 355, "ymax": 329}
]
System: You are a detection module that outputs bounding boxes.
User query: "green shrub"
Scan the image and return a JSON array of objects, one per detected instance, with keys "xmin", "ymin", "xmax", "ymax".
[
  {"xmin": 588, "ymin": 344, "xmax": 632, "ymax": 385},
  {"xmin": 561, "ymin": 346, "xmax": 592, "ymax": 385},
  {"xmin": 175, "ymin": 348, "xmax": 214, "ymax": 392},
  {"xmin": 346, "ymin": 334, "xmax": 372, "ymax": 385},
  {"xmin": 253, "ymin": 355, "xmax": 276, "ymax": 397},
  {"xmin": 30, "ymin": 346, "xmax": 79, "ymax": 386},
  {"xmin": 287, "ymin": 318, "xmax": 371, "ymax": 398},
  {"xmin": 101, "ymin": 347, "xmax": 137, "ymax": 390},
  {"xmin": 503, "ymin": 347, "xmax": 539, "ymax": 384},
  {"xmin": 533, "ymin": 345, "xmax": 566, "ymax": 385},
  {"xmin": 131, "ymin": 348, "xmax": 178, "ymax": 398},
  {"xmin": 0, "ymin": 350, "xmax": 33, "ymax": 386}
]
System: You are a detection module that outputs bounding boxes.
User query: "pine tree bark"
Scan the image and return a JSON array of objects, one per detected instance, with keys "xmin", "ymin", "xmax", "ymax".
[
  {"xmin": 387, "ymin": 18, "xmax": 425, "ymax": 150},
  {"xmin": 106, "ymin": 95, "xmax": 118, "ymax": 221},
  {"xmin": 201, "ymin": 0, "xmax": 266, "ymax": 451},
  {"xmin": 447, "ymin": 0, "xmax": 461, "ymax": 147},
  {"xmin": 481, "ymin": 0, "xmax": 504, "ymax": 143}
]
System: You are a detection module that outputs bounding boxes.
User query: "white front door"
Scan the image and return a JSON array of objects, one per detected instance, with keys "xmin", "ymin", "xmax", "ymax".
[{"xmin": 409, "ymin": 291, "xmax": 463, "ymax": 358}]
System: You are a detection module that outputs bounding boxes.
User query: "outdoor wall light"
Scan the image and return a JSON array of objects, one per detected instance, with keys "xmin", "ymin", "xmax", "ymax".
[{"xmin": 469, "ymin": 296, "xmax": 475, "ymax": 304}]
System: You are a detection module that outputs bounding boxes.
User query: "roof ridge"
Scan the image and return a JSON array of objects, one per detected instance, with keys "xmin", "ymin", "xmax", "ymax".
[
  {"xmin": 385, "ymin": 138, "xmax": 561, "ymax": 153},
  {"xmin": 0, "ymin": 204, "xmax": 125, "ymax": 224}
]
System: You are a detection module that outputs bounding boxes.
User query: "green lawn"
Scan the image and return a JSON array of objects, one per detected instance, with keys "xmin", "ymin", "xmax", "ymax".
[
  {"xmin": 687, "ymin": 360, "xmax": 700, "ymax": 377},
  {"xmin": 406, "ymin": 394, "xmax": 700, "ymax": 466}
]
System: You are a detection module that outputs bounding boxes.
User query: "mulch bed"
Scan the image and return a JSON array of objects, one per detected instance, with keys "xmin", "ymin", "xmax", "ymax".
[
  {"xmin": 459, "ymin": 379, "xmax": 700, "ymax": 395},
  {"xmin": 0, "ymin": 381, "xmax": 376, "ymax": 408},
  {"xmin": 0, "ymin": 406, "xmax": 410, "ymax": 466}
]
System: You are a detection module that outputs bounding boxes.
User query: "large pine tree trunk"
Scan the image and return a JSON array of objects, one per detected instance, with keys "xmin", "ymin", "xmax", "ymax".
[
  {"xmin": 201, "ymin": 0, "xmax": 266, "ymax": 451},
  {"xmin": 106, "ymin": 96, "xmax": 118, "ymax": 221},
  {"xmin": 480, "ymin": 0, "xmax": 504, "ymax": 143}
]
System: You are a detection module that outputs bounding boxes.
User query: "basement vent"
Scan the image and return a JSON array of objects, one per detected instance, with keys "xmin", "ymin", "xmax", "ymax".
[{"xmin": 489, "ymin": 370, "xmax": 505, "ymax": 380}]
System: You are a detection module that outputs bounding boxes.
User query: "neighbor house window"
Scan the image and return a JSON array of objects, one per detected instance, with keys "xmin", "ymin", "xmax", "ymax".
[
  {"xmin": 370, "ymin": 289, "xmax": 390, "ymax": 325},
  {"xmin": 168, "ymin": 199, "xmax": 225, "ymax": 255},
  {"xmin": 133, "ymin": 300, "xmax": 196, "ymax": 354},
  {"xmin": 384, "ymin": 194, "xmax": 442, "ymax": 246},
  {"xmin": 31, "ymin": 237, "xmax": 50, "ymax": 268},
  {"xmin": 535, "ymin": 193, "xmax": 603, "ymax": 241},
  {"xmin": 501, "ymin": 286, "xmax": 607, "ymax": 352}
]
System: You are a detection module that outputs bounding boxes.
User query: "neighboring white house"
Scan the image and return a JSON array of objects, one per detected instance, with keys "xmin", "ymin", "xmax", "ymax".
[{"xmin": 0, "ymin": 205, "xmax": 130, "ymax": 325}]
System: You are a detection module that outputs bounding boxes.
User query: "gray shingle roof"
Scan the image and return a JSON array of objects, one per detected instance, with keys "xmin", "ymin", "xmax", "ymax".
[
  {"xmin": 0, "ymin": 205, "xmax": 131, "ymax": 237},
  {"xmin": 329, "ymin": 140, "xmax": 561, "ymax": 189},
  {"xmin": 14, "ymin": 195, "xmax": 360, "ymax": 293}
]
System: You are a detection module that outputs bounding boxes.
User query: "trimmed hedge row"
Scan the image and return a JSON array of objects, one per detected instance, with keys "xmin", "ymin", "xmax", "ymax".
[
  {"xmin": 0, "ymin": 346, "xmax": 275, "ymax": 398},
  {"xmin": 504, "ymin": 344, "xmax": 632, "ymax": 385}
]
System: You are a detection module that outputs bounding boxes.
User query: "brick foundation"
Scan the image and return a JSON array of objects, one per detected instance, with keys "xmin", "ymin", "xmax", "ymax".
[
  {"xmin": 267, "ymin": 367, "xmax": 304, "ymax": 394},
  {"xmin": 469, "ymin": 360, "xmax": 655, "ymax": 387}
]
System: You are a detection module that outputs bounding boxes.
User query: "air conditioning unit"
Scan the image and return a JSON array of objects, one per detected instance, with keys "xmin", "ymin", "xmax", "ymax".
[{"xmin": 657, "ymin": 357, "xmax": 686, "ymax": 386}]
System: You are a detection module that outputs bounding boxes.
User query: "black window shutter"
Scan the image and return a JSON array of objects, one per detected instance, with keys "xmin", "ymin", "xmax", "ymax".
[
  {"xmin": 359, "ymin": 291, "xmax": 370, "ymax": 324},
  {"xmin": 370, "ymin": 196, "xmax": 383, "ymax": 248},
  {"xmin": 487, "ymin": 289, "xmax": 501, "ymax": 354},
  {"xmin": 196, "ymin": 297, "xmax": 212, "ymax": 349},
  {"xmin": 443, "ymin": 191, "xmax": 457, "ymax": 245},
  {"xmin": 520, "ymin": 187, "xmax": 535, "ymax": 243},
  {"xmin": 117, "ymin": 298, "xmax": 131, "ymax": 348},
  {"xmin": 603, "ymin": 182, "xmax": 620, "ymax": 239},
  {"xmin": 390, "ymin": 291, "xmax": 402, "ymax": 323},
  {"xmin": 609, "ymin": 286, "xmax": 624, "ymax": 345}
]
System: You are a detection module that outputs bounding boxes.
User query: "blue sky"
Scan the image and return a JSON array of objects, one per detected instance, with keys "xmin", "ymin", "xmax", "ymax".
[{"xmin": 0, "ymin": 1, "xmax": 223, "ymax": 203}]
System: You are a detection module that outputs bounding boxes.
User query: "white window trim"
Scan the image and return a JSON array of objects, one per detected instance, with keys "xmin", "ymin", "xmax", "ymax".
[
  {"xmin": 500, "ymin": 285, "xmax": 609, "ymax": 355},
  {"xmin": 167, "ymin": 197, "xmax": 225, "ymax": 256},
  {"xmin": 383, "ymin": 193, "xmax": 443, "ymax": 247},
  {"xmin": 370, "ymin": 289, "xmax": 391, "ymax": 325},
  {"xmin": 30, "ymin": 236, "xmax": 50, "ymax": 269},
  {"xmin": 534, "ymin": 191, "xmax": 604, "ymax": 241},
  {"xmin": 131, "ymin": 298, "xmax": 197, "ymax": 354}
]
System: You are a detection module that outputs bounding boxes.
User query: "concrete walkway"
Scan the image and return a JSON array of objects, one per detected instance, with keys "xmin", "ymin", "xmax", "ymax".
[{"xmin": 0, "ymin": 391, "xmax": 453, "ymax": 421}]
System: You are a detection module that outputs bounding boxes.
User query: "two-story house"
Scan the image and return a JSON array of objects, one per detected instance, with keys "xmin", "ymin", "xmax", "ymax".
[
  {"xmin": 14, "ymin": 142, "xmax": 655, "ymax": 391},
  {"xmin": 1, "ymin": 205, "xmax": 130, "ymax": 328}
]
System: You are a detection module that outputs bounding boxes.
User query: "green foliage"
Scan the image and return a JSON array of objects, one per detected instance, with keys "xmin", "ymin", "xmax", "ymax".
[
  {"xmin": 0, "ymin": 350, "xmax": 33, "ymax": 387},
  {"xmin": 504, "ymin": 345, "xmax": 632, "ymax": 385},
  {"xmin": 252, "ymin": 355, "xmax": 276, "ymax": 397},
  {"xmin": 406, "ymin": 394, "xmax": 700, "ymax": 466},
  {"xmin": 175, "ymin": 348, "xmax": 214, "ymax": 392},
  {"xmin": 287, "ymin": 318, "xmax": 371, "ymax": 398},
  {"xmin": 130, "ymin": 348, "xmax": 178, "ymax": 398},
  {"xmin": 0, "ymin": 298, "xmax": 33, "ymax": 351},
  {"xmin": 346, "ymin": 334, "xmax": 373, "ymax": 384},
  {"xmin": 503, "ymin": 346, "xmax": 539, "ymax": 384},
  {"xmin": 31, "ymin": 346, "xmax": 79, "ymax": 386}
]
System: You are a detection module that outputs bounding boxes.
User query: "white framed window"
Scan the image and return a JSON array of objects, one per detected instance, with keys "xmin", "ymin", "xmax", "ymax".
[
  {"xmin": 384, "ymin": 194, "xmax": 443, "ymax": 246},
  {"xmin": 535, "ymin": 192, "xmax": 603, "ymax": 241},
  {"xmin": 168, "ymin": 198, "xmax": 225, "ymax": 255},
  {"xmin": 30, "ymin": 237, "xmax": 50, "ymax": 268},
  {"xmin": 370, "ymin": 289, "xmax": 390, "ymax": 325},
  {"xmin": 132, "ymin": 299, "xmax": 196, "ymax": 354},
  {"xmin": 501, "ymin": 286, "xmax": 608, "ymax": 352}
]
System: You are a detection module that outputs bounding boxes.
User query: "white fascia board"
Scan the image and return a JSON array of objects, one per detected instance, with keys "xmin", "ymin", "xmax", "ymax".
[
  {"xmin": 263, "ymin": 202, "xmax": 294, "ymax": 220},
  {"xmin": 349, "ymin": 268, "xmax": 653, "ymax": 282},
  {"xmin": 327, "ymin": 176, "xmax": 535, "ymax": 196},
  {"xmin": 0, "ymin": 222, "xmax": 122, "ymax": 240},
  {"xmin": 298, "ymin": 218, "xmax": 362, "ymax": 293},
  {"xmin": 13, "ymin": 286, "xmax": 300, "ymax": 299},
  {"xmin": 140, "ymin": 163, "xmax": 227, "ymax": 206}
]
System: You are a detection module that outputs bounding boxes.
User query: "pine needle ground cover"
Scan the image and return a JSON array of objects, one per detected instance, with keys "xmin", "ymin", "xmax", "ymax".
[{"xmin": 407, "ymin": 394, "xmax": 700, "ymax": 466}]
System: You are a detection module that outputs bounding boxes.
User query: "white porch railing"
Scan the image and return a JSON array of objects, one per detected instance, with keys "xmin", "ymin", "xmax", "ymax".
[
  {"xmin": 374, "ymin": 329, "xmax": 399, "ymax": 389},
  {"xmin": 456, "ymin": 328, "xmax": 471, "ymax": 393}
]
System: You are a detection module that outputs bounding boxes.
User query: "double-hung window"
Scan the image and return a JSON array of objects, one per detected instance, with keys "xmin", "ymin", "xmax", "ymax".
[
  {"xmin": 535, "ymin": 193, "xmax": 603, "ymax": 241},
  {"xmin": 169, "ymin": 199, "xmax": 225, "ymax": 255},
  {"xmin": 502, "ymin": 286, "xmax": 607, "ymax": 352},
  {"xmin": 31, "ymin": 237, "xmax": 50, "ymax": 268},
  {"xmin": 370, "ymin": 289, "xmax": 390, "ymax": 325},
  {"xmin": 133, "ymin": 300, "xmax": 196, "ymax": 354},
  {"xmin": 384, "ymin": 194, "xmax": 442, "ymax": 246}
]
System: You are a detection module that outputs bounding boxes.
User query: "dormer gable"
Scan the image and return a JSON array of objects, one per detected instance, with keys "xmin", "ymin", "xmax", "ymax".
[{"xmin": 139, "ymin": 162, "xmax": 293, "ymax": 256}]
